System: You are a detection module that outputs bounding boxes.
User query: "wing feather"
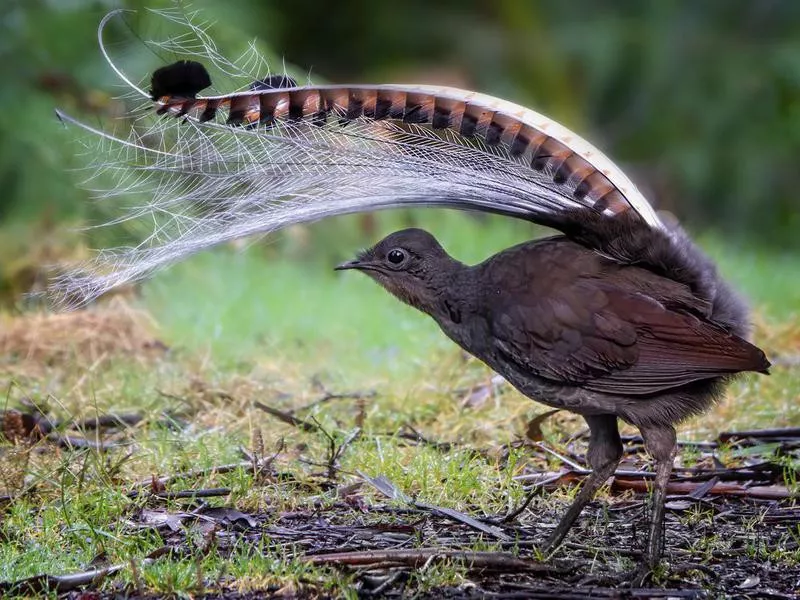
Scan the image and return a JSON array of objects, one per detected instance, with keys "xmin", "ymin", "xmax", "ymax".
[{"xmin": 491, "ymin": 281, "xmax": 769, "ymax": 396}]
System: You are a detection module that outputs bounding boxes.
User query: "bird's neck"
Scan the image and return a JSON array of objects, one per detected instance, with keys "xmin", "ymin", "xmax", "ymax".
[{"xmin": 420, "ymin": 261, "xmax": 489, "ymax": 352}]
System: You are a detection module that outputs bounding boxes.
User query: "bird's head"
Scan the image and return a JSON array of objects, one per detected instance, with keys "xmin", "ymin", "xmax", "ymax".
[{"xmin": 335, "ymin": 228, "xmax": 460, "ymax": 313}]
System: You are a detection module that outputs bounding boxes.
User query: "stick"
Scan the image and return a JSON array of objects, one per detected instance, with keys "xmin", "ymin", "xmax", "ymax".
[{"xmin": 305, "ymin": 549, "xmax": 562, "ymax": 573}]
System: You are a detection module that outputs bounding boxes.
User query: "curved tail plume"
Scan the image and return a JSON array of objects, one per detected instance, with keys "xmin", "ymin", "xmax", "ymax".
[{"xmin": 50, "ymin": 8, "xmax": 663, "ymax": 308}]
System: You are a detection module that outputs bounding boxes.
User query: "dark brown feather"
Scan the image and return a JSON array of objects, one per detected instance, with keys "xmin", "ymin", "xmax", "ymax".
[
  {"xmin": 150, "ymin": 60, "xmax": 211, "ymax": 101},
  {"xmin": 336, "ymin": 191, "xmax": 769, "ymax": 568},
  {"xmin": 479, "ymin": 238, "xmax": 768, "ymax": 397}
]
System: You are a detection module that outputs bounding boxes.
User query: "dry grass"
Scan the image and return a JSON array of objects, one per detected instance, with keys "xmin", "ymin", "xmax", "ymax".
[
  {"xmin": 0, "ymin": 299, "xmax": 165, "ymax": 373},
  {"xmin": 753, "ymin": 314, "xmax": 800, "ymax": 363}
]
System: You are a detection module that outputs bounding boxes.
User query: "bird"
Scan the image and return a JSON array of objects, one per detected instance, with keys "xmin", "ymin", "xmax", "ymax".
[
  {"xmin": 335, "ymin": 222, "xmax": 769, "ymax": 565},
  {"xmin": 53, "ymin": 10, "xmax": 770, "ymax": 567}
]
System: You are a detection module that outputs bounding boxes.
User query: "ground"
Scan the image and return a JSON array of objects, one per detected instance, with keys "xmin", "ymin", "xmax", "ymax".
[{"xmin": 1, "ymin": 215, "xmax": 799, "ymax": 598}]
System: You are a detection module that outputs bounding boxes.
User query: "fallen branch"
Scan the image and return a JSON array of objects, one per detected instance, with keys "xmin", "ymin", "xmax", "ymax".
[
  {"xmin": 718, "ymin": 427, "xmax": 800, "ymax": 443},
  {"xmin": 613, "ymin": 477, "xmax": 795, "ymax": 500},
  {"xmin": 69, "ymin": 413, "xmax": 145, "ymax": 430},
  {"xmin": 305, "ymin": 548, "xmax": 562, "ymax": 573},
  {"xmin": 45, "ymin": 433, "xmax": 119, "ymax": 452},
  {"xmin": 150, "ymin": 487, "xmax": 232, "ymax": 500}
]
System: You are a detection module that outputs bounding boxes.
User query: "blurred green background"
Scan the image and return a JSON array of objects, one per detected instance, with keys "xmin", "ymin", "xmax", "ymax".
[
  {"xmin": 2, "ymin": 1, "xmax": 799, "ymax": 232},
  {"xmin": 0, "ymin": 0, "xmax": 798, "ymax": 348}
]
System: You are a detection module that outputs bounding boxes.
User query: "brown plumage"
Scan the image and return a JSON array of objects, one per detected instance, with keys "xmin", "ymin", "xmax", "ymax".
[{"xmin": 337, "ymin": 216, "xmax": 769, "ymax": 566}]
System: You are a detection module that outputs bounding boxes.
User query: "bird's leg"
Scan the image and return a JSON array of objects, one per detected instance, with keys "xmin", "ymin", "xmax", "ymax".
[
  {"xmin": 543, "ymin": 414, "xmax": 622, "ymax": 553},
  {"xmin": 640, "ymin": 425, "xmax": 677, "ymax": 567}
]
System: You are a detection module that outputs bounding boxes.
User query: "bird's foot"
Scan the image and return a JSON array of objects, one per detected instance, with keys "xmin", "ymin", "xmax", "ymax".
[
  {"xmin": 541, "ymin": 527, "xmax": 569, "ymax": 556},
  {"xmin": 632, "ymin": 563, "xmax": 655, "ymax": 587},
  {"xmin": 618, "ymin": 550, "xmax": 665, "ymax": 586},
  {"xmin": 615, "ymin": 564, "xmax": 653, "ymax": 587}
]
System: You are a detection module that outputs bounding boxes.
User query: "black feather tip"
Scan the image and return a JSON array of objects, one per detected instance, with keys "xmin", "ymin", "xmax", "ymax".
[
  {"xmin": 250, "ymin": 75, "xmax": 298, "ymax": 90},
  {"xmin": 150, "ymin": 60, "xmax": 212, "ymax": 100}
]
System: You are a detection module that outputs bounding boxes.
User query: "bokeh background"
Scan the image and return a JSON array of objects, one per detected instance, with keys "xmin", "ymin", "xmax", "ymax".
[
  {"xmin": 2, "ymin": 4, "xmax": 800, "ymax": 592},
  {"xmin": 1, "ymin": 0, "xmax": 798, "ymax": 371}
]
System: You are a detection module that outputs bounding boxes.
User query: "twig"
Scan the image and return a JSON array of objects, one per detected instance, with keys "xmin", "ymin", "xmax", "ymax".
[
  {"xmin": 254, "ymin": 400, "xmax": 360, "ymax": 482},
  {"xmin": 148, "ymin": 488, "xmax": 231, "ymax": 500},
  {"xmin": 563, "ymin": 541, "xmax": 643, "ymax": 558},
  {"xmin": 129, "ymin": 460, "xmax": 265, "ymax": 495},
  {"xmin": 0, "ymin": 546, "xmax": 169, "ymax": 594},
  {"xmin": 719, "ymin": 427, "xmax": 800, "ymax": 443},
  {"xmin": 534, "ymin": 442, "xmax": 587, "ymax": 471},
  {"xmin": 253, "ymin": 401, "xmax": 319, "ymax": 432},
  {"xmin": 305, "ymin": 548, "xmax": 562, "ymax": 573},
  {"xmin": 613, "ymin": 477, "xmax": 794, "ymax": 500},
  {"xmin": 496, "ymin": 472, "xmax": 567, "ymax": 522},
  {"xmin": 327, "ymin": 427, "xmax": 361, "ymax": 481},
  {"xmin": 293, "ymin": 389, "xmax": 376, "ymax": 414},
  {"xmin": 68, "ymin": 413, "xmax": 144, "ymax": 430},
  {"xmin": 359, "ymin": 472, "xmax": 510, "ymax": 541},
  {"xmin": 360, "ymin": 570, "xmax": 407, "ymax": 596},
  {"xmin": 398, "ymin": 423, "xmax": 456, "ymax": 452},
  {"xmin": 620, "ymin": 434, "xmax": 719, "ymax": 449},
  {"xmin": 45, "ymin": 433, "xmax": 119, "ymax": 452},
  {"xmin": 241, "ymin": 438, "xmax": 286, "ymax": 483},
  {"xmin": 513, "ymin": 467, "xmax": 657, "ymax": 482},
  {"xmin": 373, "ymin": 430, "xmax": 456, "ymax": 453}
]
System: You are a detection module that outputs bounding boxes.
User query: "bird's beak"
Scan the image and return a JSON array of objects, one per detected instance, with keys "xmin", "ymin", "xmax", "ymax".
[{"xmin": 334, "ymin": 259, "xmax": 363, "ymax": 271}]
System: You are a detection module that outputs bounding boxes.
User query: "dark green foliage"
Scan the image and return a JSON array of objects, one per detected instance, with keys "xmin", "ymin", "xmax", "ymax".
[{"xmin": 1, "ymin": 0, "xmax": 798, "ymax": 245}]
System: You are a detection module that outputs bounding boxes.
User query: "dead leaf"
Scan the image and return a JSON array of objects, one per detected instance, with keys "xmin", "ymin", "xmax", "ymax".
[
  {"xmin": 199, "ymin": 507, "xmax": 257, "ymax": 528},
  {"xmin": 525, "ymin": 409, "xmax": 560, "ymax": 442},
  {"xmin": 137, "ymin": 509, "xmax": 188, "ymax": 532},
  {"xmin": 739, "ymin": 575, "xmax": 760, "ymax": 589}
]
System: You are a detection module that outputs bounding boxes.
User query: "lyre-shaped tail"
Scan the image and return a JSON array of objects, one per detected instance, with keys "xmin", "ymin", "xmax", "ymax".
[{"xmin": 50, "ymin": 9, "xmax": 664, "ymax": 308}]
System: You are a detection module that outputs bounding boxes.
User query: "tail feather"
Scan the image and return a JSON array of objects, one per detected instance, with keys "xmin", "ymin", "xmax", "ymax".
[
  {"xmin": 50, "ymin": 8, "xmax": 666, "ymax": 308},
  {"xmin": 153, "ymin": 83, "xmax": 663, "ymax": 230}
]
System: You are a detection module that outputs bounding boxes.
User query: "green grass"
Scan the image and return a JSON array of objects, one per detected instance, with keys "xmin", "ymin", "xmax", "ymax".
[
  {"xmin": 1, "ymin": 213, "xmax": 799, "ymax": 596},
  {"xmin": 141, "ymin": 212, "xmax": 538, "ymax": 375}
]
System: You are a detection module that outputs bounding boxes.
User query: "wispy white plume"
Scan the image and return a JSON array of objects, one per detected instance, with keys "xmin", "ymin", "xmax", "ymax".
[{"xmin": 50, "ymin": 7, "xmax": 661, "ymax": 309}]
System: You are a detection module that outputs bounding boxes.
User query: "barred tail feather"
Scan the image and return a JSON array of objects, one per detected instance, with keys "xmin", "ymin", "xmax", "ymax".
[{"xmin": 50, "ymin": 8, "xmax": 663, "ymax": 308}]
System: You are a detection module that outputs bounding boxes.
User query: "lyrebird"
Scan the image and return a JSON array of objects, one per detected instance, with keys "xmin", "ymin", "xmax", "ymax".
[{"xmin": 54, "ymin": 11, "xmax": 769, "ymax": 568}]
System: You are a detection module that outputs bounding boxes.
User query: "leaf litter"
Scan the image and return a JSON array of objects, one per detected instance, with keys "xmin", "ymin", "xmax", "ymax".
[
  {"xmin": 1, "ymin": 397, "xmax": 798, "ymax": 598},
  {"xmin": 0, "ymin": 307, "xmax": 798, "ymax": 598}
]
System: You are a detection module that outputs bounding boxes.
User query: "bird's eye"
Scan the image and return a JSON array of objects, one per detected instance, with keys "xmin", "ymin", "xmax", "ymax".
[{"xmin": 387, "ymin": 249, "xmax": 407, "ymax": 265}]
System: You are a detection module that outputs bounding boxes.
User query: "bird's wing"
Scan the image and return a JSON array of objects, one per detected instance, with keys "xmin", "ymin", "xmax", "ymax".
[
  {"xmin": 49, "ymin": 8, "xmax": 665, "ymax": 307},
  {"xmin": 491, "ymin": 282, "xmax": 769, "ymax": 396}
]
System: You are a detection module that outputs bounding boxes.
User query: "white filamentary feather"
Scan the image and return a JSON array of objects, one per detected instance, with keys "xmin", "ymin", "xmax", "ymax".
[{"xmin": 50, "ymin": 7, "xmax": 662, "ymax": 308}]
